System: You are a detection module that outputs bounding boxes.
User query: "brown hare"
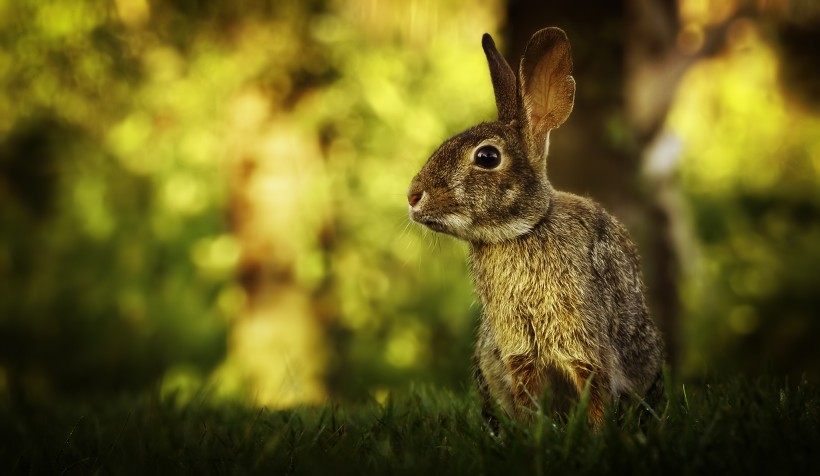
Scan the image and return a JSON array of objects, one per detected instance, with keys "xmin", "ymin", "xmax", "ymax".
[{"xmin": 407, "ymin": 28, "xmax": 665, "ymax": 425}]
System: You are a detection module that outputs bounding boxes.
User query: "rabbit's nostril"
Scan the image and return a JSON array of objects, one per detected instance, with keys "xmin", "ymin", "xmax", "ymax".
[{"xmin": 408, "ymin": 192, "xmax": 423, "ymax": 207}]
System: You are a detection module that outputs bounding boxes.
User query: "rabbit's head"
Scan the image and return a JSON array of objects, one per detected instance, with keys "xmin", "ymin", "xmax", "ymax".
[{"xmin": 408, "ymin": 28, "xmax": 575, "ymax": 243}]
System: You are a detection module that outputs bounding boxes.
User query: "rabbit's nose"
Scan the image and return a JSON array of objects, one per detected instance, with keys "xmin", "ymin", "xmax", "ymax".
[{"xmin": 408, "ymin": 191, "xmax": 423, "ymax": 207}]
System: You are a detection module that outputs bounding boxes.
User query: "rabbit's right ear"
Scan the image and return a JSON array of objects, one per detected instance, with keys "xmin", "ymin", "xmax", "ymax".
[
  {"xmin": 519, "ymin": 28, "xmax": 576, "ymax": 156},
  {"xmin": 482, "ymin": 33, "xmax": 517, "ymax": 123}
]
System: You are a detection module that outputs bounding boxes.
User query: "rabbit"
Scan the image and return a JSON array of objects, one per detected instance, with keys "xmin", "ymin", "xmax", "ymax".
[{"xmin": 406, "ymin": 27, "xmax": 665, "ymax": 425}]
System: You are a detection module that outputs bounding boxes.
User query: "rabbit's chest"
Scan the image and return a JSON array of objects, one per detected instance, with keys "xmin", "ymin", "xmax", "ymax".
[{"xmin": 469, "ymin": 237, "xmax": 594, "ymax": 359}]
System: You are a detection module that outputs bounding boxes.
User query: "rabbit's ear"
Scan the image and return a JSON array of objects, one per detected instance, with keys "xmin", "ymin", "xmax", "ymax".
[
  {"xmin": 519, "ymin": 28, "xmax": 575, "ymax": 153},
  {"xmin": 482, "ymin": 33, "xmax": 518, "ymax": 123}
]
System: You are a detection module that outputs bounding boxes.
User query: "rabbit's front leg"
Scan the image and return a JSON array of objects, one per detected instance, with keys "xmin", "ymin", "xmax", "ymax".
[
  {"xmin": 476, "ymin": 331, "xmax": 508, "ymax": 406},
  {"xmin": 507, "ymin": 353, "xmax": 544, "ymax": 418},
  {"xmin": 569, "ymin": 361, "xmax": 609, "ymax": 425},
  {"xmin": 476, "ymin": 343, "xmax": 542, "ymax": 421},
  {"xmin": 473, "ymin": 355, "xmax": 499, "ymax": 433}
]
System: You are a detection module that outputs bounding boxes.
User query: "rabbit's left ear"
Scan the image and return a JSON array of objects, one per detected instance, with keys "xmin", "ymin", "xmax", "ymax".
[
  {"xmin": 519, "ymin": 28, "xmax": 575, "ymax": 154},
  {"xmin": 482, "ymin": 33, "xmax": 517, "ymax": 123}
]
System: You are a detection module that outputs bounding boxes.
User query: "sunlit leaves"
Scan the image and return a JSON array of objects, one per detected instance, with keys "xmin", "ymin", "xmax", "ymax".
[
  {"xmin": 668, "ymin": 20, "xmax": 820, "ymax": 377},
  {"xmin": 0, "ymin": 0, "xmax": 506, "ymax": 400},
  {"xmin": 669, "ymin": 22, "xmax": 819, "ymax": 196}
]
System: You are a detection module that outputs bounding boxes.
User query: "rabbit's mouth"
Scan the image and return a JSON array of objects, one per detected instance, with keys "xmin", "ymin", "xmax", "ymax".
[
  {"xmin": 419, "ymin": 218, "xmax": 449, "ymax": 233},
  {"xmin": 411, "ymin": 213, "xmax": 447, "ymax": 232},
  {"xmin": 410, "ymin": 210, "xmax": 471, "ymax": 236}
]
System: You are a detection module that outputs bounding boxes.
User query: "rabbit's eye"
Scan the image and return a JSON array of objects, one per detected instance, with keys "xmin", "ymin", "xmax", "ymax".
[{"xmin": 474, "ymin": 145, "xmax": 501, "ymax": 169}]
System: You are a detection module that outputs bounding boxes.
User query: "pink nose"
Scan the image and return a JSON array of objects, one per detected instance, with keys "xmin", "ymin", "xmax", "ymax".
[{"xmin": 408, "ymin": 192, "xmax": 423, "ymax": 207}]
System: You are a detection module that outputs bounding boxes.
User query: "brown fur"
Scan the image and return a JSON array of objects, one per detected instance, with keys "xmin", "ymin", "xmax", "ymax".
[{"xmin": 407, "ymin": 28, "xmax": 664, "ymax": 426}]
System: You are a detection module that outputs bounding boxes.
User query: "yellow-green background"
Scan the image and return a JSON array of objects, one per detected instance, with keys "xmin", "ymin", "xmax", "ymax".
[{"xmin": 1, "ymin": 0, "xmax": 819, "ymax": 406}]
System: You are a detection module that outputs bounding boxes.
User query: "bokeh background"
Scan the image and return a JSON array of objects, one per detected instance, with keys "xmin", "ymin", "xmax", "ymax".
[{"xmin": 1, "ymin": 0, "xmax": 819, "ymax": 407}]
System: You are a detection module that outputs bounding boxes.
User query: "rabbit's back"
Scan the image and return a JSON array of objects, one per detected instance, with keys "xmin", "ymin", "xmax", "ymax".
[{"xmin": 586, "ymin": 197, "xmax": 665, "ymax": 395}]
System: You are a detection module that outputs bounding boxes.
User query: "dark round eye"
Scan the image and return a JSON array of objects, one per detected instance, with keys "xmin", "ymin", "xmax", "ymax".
[{"xmin": 473, "ymin": 145, "xmax": 501, "ymax": 169}]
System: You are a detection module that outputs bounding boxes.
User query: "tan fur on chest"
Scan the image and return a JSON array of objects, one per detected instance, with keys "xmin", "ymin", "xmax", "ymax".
[{"xmin": 470, "ymin": 214, "xmax": 602, "ymax": 366}]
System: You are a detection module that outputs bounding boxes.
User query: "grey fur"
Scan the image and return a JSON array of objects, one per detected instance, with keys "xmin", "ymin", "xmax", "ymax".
[{"xmin": 407, "ymin": 28, "xmax": 664, "ymax": 425}]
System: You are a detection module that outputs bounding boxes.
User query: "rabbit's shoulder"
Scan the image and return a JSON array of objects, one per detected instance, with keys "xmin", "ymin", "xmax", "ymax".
[
  {"xmin": 547, "ymin": 192, "xmax": 644, "ymax": 293},
  {"xmin": 535, "ymin": 192, "xmax": 641, "ymax": 279},
  {"xmin": 536, "ymin": 191, "xmax": 607, "ymax": 244}
]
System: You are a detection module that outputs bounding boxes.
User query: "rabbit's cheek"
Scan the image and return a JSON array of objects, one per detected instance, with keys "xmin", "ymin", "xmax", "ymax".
[
  {"xmin": 440, "ymin": 213, "xmax": 473, "ymax": 232},
  {"xmin": 501, "ymin": 187, "xmax": 519, "ymax": 207}
]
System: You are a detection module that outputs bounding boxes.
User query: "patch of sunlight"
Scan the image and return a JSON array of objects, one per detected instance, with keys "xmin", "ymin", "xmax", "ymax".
[
  {"xmin": 363, "ymin": 75, "xmax": 406, "ymax": 123},
  {"xmin": 191, "ymin": 235, "xmax": 242, "ymax": 277},
  {"xmin": 108, "ymin": 113, "xmax": 157, "ymax": 174},
  {"xmin": 114, "ymin": 0, "xmax": 150, "ymax": 28},
  {"xmin": 371, "ymin": 387, "xmax": 390, "ymax": 405},
  {"xmin": 403, "ymin": 107, "xmax": 445, "ymax": 150},
  {"xmin": 679, "ymin": 0, "xmax": 738, "ymax": 26},
  {"xmin": 72, "ymin": 176, "xmax": 114, "ymax": 240},
  {"xmin": 35, "ymin": 1, "xmax": 102, "ymax": 38},
  {"xmin": 228, "ymin": 89, "xmax": 270, "ymax": 133},
  {"xmin": 161, "ymin": 173, "xmax": 208, "ymax": 216},
  {"xmin": 360, "ymin": 165, "xmax": 406, "ymax": 212},
  {"xmin": 386, "ymin": 325, "xmax": 429, "ymax": 368},
  {"xmin": 180, "ymin": 129, "xmax": 219, "ymax": 165},
  {"xmin": 245, "ymin": 122, "xmax": 328, "ymax": 262},
  {"xmin": 667, "ymin": 20, "xmax": 791, "ymax": 195},
  {"xmin": 427, "ymin": 41, "xmax": 496, "ymax": 125},
  {"xmin": 160, "ymin": 365, "xmax": 204, "ymax": 407},
  {"xmin": 729, "ymin": 305, "xmax": 759, "ymax": 335},
  {"xmin": 214, "ymin": 290, "xmax": 327, "ymax": 408},
  {"xmin": 217, "ymin": 284, "xmax": 247, "ymax": 321},
  {"xmin": 143, "ymin": 46, "xmax": 183, "ymax": 84},
  {"xmin": 150, "ymin": 80, "xmax": 192, "ymax": 120},
  {"xmin": 245, "ymin": 175, "xmax": 300, "ymax": 252},
  {"xmin": 343, "ymin": 0, "xmax": 501, "ymax": 45},
  {"xmin": 295, "ymin": 251, "xmax": 326, "ymax": 289}
]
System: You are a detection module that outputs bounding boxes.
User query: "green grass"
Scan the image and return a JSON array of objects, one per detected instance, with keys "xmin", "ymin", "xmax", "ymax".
[{"xmin": 1, "ymin": 376, "xmax": 818, "ymax": 475}]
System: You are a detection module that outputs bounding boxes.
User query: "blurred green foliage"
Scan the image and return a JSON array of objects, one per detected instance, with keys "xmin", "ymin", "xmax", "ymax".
[
  {"xmin": 0, "ymin": 0, "xmax": 500, "ymax": 400},
  {"xmin": 0, "ymin": 0, "xmax": 250, "ymax": 394},
  {"xmin": 1, "ymin": 0, "xmax": 819, "ymax": 403},
  {"xmin": 669, "ymin": 24, "xmax": 820, "ymax": 377}
]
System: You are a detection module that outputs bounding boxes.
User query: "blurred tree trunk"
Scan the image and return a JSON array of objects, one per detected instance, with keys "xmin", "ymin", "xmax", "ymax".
[
  {"xmin": 502, "ymin": 0, "xmax": 733, "ymax": 368},
  {"xmin": 220, "ymin": 92, "xmax": 330, "ymax": 407}
]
